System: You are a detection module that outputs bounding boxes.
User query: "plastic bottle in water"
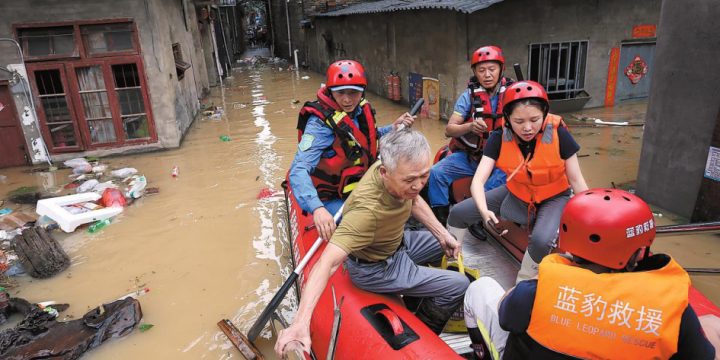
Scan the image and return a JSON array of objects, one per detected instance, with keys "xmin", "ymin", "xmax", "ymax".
[
  {"xmin": 88, "ymin": 218, "xmax": 111, "ymax": 233},
  {"xmin": 171, "ymin": 166, "xmax": 179, "ymax": 178}
]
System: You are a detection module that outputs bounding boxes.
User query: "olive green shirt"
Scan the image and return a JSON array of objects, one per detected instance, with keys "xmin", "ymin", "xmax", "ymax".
[{"xmin": 330, "ymin": 161, "xmax": 412, "ymax": 262}]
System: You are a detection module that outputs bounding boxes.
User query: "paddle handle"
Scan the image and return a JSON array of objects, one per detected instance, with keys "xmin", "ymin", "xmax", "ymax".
[
  {"xmin": 409, "ymin": 98, "xmax": 424, "ymax": 116},
  {"xmin": 396, "ymin": 98, "xmax": 424, "ymax": 131},
  {"xmin": 655, "ymin": 221, "xmax": 720, "ymax": 236},
  {"xmin": 247, "ymin": 205, "xmax": 344, "ymax": 341},
  {"xmin": 513, "ymin": 63, "xmax": 524, "ymax": 81}
]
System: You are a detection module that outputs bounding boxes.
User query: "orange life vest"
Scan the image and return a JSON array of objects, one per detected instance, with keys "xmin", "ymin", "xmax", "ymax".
[
  {"xmin": 297, "ymin": 87, "xmax": 377, "ymax": 200},
  {"xmin": 527, "ymin": 254, "xmax": 689, "ymax": 360},
  {"xmin": 495, "ymin": 114, "xmax": 569, "ymax": 204},
  {"xmin": 449, "ymin": 77, "xmax": 512, "ymax": 155}
]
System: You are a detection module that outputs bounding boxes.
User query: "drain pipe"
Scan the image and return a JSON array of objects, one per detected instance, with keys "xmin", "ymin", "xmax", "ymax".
[
  {"xmin": 0, "ymin": 38, "xmax": 53, "ymax": 167},
  {"xmin": 285, "ymin": 0, "xmax": 292, "ymax": 58},
  {"xmin": 293, "ymin": 49, "xmax": 299, "ymax": 72}
]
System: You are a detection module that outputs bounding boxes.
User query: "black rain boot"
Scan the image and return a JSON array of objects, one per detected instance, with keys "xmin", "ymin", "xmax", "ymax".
[
  {"xmin": 432, "ymin": 205, "xmax": 450, "ymax": 227},
  {"xmin": 403, "ymin": 295, "xmax": 423, "ymax": 313},
  {"xmin": 414, "ymin": 299, "xmax": 456, "ymax": 334},
  {"xmin": 468, "ymin": 326, "xmax": 492, "ymax": 360},
  {"xmin": 467, "ymin": 222, "xmax": 487, "ymax": 241}
]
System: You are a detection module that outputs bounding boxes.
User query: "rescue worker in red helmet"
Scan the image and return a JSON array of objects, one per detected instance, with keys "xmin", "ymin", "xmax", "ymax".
[
  {"xmin": 447, "ymin": 80, "xmax": 588, "ymax": 283},
  {"xmin": 289, "ymin": 60, "xmax": 415, "ymax": 241},
  {"xmin": 462, "ymin": 189, "xmax": 716, "ymax": 359},
  {"xmin": 427, "ymin": 45, "xmax": 513, "ymax": 226}
]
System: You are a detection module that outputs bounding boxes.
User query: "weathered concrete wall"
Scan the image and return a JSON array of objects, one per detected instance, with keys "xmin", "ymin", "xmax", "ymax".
[
  {"xmin": 270, "ymin": 0, "xmax": 305, "ymax": 60},
  {"xmin": 476, "ymin": 0, "xmax": 661, "ymax": 109},
  {"xmin": 636, "ymin": 0, "xmax": 720, "ymax": 218},
  {"xmin": 0, "ymin": 0, "xmax": 209, "ymax": 162},
  {"xmin": 144, "ymin": 0, "xmax": 209, "ymax": 146},
  {"xmin": 299, "ymin": 10, "xmax": 464, "ymax": 117},
  {"xmin": 286, "ymin": 0, "xmax": 659, "ymax": 116}
]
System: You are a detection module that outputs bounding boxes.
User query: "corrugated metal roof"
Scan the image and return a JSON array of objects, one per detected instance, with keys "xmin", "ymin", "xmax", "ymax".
[{"xmin": 314, "ymin": 0, "xmax": 504, "ymax": 17}]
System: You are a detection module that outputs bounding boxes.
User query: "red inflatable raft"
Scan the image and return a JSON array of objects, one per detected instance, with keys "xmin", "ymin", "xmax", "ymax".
[{"xmin": 283, "ymin": 183, "xmax": 466, "ymax": 359}]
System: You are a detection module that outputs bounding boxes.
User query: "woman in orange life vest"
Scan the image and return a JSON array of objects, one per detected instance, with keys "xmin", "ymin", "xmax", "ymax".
[
  {"xmin": 446, "ymin": 80, "xmax": 588, "ymax": 283},
  {"xmin": 462, "ymin": 189, "xmax": 716, "ymax": 360},
  {"xmin": 289, "ymin": 60, "xmax": 415, "ymax": 241}
]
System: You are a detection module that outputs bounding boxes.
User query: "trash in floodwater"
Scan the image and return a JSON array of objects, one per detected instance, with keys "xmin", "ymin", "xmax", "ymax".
[
  {"xmin": 139, "ymin": 323, "xmax": 154, "ymax": 333},
  {"xmin": 219, "ymin": 135, "xmax": 231, "ymax": 142},
  {"xmin": 125, "ymin": 175, "xmax": 147, "ymax": 199},
  {"xmin": 171, "ymin": 166, "xmax": 179, "ymax": 178},
  {"xmin": 256, "ymin": 187, "xmax": 279, "ymax": 199},
  {"xmin": 88, "ymin": 218, "xmax": 112, "ymax": 233},
  {"xmin": 301, "ymin": 76, "xmax": 310, "ymax": 80},
  {"xmin": 594, "ymin": 119, "xmax": 629, "ymax": 126},
  {"xmin": 0, "ymin": 208, "xmax": 12, "ymax": 216},
  {"xmin": 36, "ymin": 193, "xmax": 122, "ymax": 232},
  {"xmin": 111, "ymin": 168, "xmax": 138, "ymax": 179}
]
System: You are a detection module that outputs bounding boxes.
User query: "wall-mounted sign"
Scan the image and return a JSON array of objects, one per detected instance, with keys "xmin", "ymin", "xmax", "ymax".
[
  {"xmin": 421, "ymin": 77, "xmax": 439, "ymax": 121},
  {"xmin": 704, "ymin": 146, "xmax": 720, "ymax": 182},
  {"xmin": 632, "ymin": 24, "xmax": 656, "ymax": 38},
  {"xmin": 624, "ymin": 56, "xmax": 649, "ymax": 85}
]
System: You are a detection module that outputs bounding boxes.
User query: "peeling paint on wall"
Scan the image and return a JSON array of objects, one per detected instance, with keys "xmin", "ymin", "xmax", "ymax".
[
  {"xmin": 21, "ymin": 105, "xmax": 34, "ymax": 125},
  {"xmin": 31, "ymin": 137, "xmax": 49, "ymax": 163}
]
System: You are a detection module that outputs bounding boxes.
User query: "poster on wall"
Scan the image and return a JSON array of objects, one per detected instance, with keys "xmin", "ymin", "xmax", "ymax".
[
  {"xmin": 705, "ymin": 146, "xmax": 720, "ymax": 181},
  {"xmin": 704, "ymin": 146, "xmax": 720, "ymax": 182},
  {"xmin": 421, "ymin": 77, "xmax": 440, "ymax": 121},
  {"xmin": 408, "ymin": 72, "xmax": 423, "ymax": 106}
]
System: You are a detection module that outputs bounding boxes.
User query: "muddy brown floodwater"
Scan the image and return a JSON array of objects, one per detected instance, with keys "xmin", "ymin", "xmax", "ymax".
[{"xmin": 0, "ymin": 66, "xmax": 716, "ymax": 359}]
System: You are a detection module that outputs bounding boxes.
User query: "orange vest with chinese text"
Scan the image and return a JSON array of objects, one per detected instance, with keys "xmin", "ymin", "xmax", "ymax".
[
  {"xmin": 495, "ymin": 114, "xmax": 569, "ymax": 204},
  {"xmin": 527, "ymin": 254, "xmax": 689, "ymax": 360}
]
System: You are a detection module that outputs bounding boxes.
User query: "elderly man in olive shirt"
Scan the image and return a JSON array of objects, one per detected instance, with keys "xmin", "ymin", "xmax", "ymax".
[{"xmin": 276, "ymin": 129, "xmax": 470, "ymax": 357}]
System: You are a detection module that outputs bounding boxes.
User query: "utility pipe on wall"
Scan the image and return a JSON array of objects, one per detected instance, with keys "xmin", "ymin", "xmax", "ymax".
[
  {"xmin": 293, "ymin": 49, "xmax": 299, "ymax": 72},
  {"xmin": 0, "ymin": 38, "xmax": 52, "ymax": 166},
  {"xmin": 285, "ymin": 0, "xmax": 292, "ymax": 58}
]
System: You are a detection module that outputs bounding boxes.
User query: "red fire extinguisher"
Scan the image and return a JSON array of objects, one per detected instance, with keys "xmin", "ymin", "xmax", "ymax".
[
  {"xmin": 391, "ymin": 72, "xmax": 401, "ymax": 102},
  {"xmin": 386, "ymin": 73, "xmax": 394, "ymax": 100}
]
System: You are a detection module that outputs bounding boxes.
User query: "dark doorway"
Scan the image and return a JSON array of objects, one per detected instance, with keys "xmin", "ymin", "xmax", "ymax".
[{"xmin": 0, "ymin": 83, "xmax": 28, "ymax": 168}]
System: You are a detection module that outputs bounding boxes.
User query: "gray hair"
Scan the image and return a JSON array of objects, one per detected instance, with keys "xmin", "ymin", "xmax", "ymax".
[{"xmin": 378, "ymin": 128, "xmax": 431, "ymax": 171}]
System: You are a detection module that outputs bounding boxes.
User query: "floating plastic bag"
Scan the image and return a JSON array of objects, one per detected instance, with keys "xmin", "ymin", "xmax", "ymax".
[{"xmin": 111, "ymin": 168, "xmax": 138, "ymax": 178}]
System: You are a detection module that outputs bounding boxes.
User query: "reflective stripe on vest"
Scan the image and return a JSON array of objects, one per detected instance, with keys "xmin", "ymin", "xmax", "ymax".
[
  {"xmin": 495, "ymin": 114, "xmax": 569, "ymax": 204},
  {"xmin": 475, "ymin": 318, "xmax": 501, "ymax": 360},
  {"xmin": 297, "ymin": 97, "xmax": 377, "ymax": 200},
  {"xmin": 528, "ymin": 254, "xmax": 688, "ymax": 359}
]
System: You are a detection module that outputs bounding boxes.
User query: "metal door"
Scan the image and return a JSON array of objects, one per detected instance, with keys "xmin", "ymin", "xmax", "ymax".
[
  {"xmin": 615, "ymin": 42, "xmax": 656, "ymax": 102},
  {"xmin": 0, "ymin": 84, "xmax": 28, "ymax": 168}
]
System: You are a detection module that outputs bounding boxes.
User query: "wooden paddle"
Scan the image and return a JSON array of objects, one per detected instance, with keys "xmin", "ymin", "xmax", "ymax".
[{"xmin": 246, "ymin": 205, "xmax": 344, "ymax": 341}]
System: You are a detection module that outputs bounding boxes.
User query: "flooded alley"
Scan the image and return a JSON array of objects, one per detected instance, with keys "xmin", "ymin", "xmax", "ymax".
[{"xmin": 0, "ymin": 61, "xmax": 718, "ymax": 359}]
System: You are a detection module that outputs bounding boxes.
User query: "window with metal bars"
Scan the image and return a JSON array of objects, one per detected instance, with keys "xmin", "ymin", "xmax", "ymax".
[{"xmin": 528, "ymin": 41, "xmax": 588, "ymax": 100}]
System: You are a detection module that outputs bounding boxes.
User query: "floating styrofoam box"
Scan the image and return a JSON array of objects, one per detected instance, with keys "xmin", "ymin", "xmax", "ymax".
[{"xmin": 36, "ymin": 193, "xmax": 123, "ymax": 233}]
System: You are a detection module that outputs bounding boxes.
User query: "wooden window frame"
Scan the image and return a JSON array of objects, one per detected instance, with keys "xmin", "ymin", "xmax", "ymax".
[
  {"xmin": 26, "ymin": 62, "xmax": 84, "ymax": 153},
  {"xmin": 65, "ymin": 56, "xmax": 157, "ymax": 150},
  {"xmin": 14, "ymin": 19, "xmax": 140, "ymax": 62}
]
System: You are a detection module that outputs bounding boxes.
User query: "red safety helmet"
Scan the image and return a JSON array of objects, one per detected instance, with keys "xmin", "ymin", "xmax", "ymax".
[
  {"xmin": 471, "ymin": 46, "xmax": 505, "ymax": 67},
  {"xmin": 501, "ymin": 80, "xmax": 550, "ymax": 122},
  {"xmin": 326, "ymin": 60, "xmax": 367, "ymax": 91},
  {"xmin": 559, "ymin": 189, "xmax": 656, "ymax": 270}
]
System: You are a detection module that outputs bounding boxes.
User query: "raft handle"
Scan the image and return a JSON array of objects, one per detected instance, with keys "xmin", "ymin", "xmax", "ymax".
[
  {"xmin": 361, "ymin": 303, "xmax": 419, "ymax": 351},
  {"xmin": 375, "ymin": 309, "xmax": 404, "ymax": 336}
]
